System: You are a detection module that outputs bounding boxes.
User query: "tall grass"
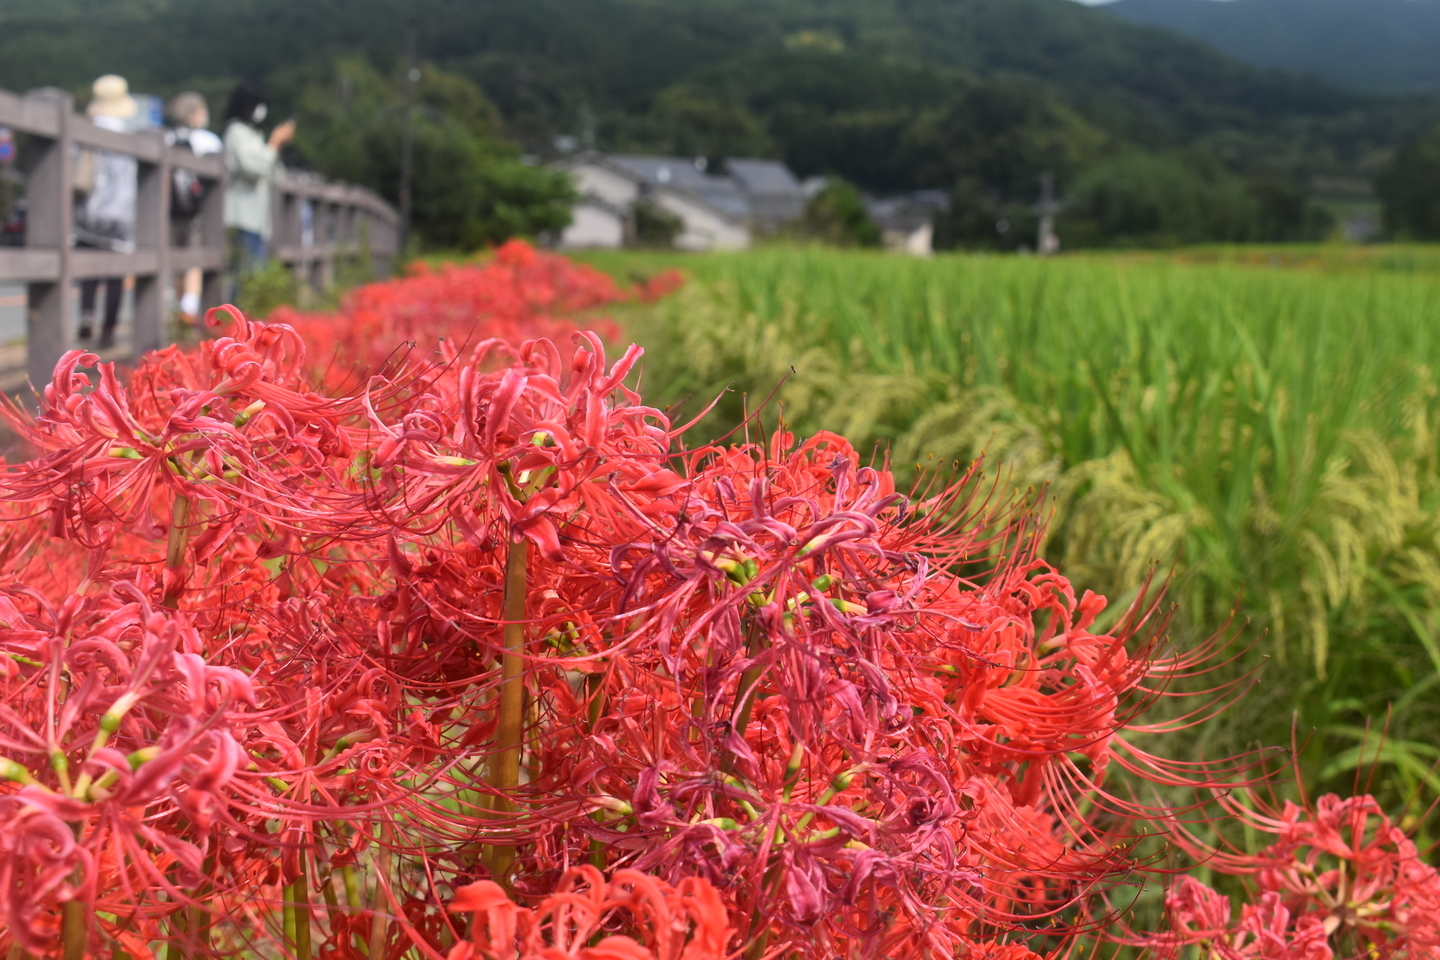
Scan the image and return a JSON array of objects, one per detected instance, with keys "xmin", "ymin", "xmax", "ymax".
[{"xmin": 605, "ymin": 247, "xmax": 1440, "ymax": 805}]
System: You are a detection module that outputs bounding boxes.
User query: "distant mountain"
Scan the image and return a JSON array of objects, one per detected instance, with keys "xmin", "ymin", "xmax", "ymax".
[
  {"xmin": 2, "ymin": 0, "xmax": 1436, "ymax": 245},
  {"xmin": 0, "ymin": 0, "xmax": 1400, "ymax": 169},
  {"xmin": 1103, "ymin": 0, "xmax": 1440, "ymax": 94}
]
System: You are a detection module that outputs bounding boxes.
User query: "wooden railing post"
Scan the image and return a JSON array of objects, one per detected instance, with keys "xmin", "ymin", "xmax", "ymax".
[
  {"xmin": 23, "ymin": 89, "xmax": 73, "ymax": 393},
  {"xmin": 133, "ymin": 129, "xmax": 170, "ymax": 355},
  {"xmin": 200, "ymin": 158, "xmax": 226, "ymax": 310}
]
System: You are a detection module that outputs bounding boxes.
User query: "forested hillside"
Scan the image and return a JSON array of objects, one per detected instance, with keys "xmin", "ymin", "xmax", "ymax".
[
  {"xmin": 6, "ymin": 0, "xmax": 1436, "ymax": 246},
  {"xmin": 1106, "ymin": 0, "xmax": 1440, "ymax": 96}
]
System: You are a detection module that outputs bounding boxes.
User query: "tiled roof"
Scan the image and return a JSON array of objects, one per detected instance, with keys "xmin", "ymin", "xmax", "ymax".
[
  {"xmin": 608, "ymin": 155, "xmax": 716, "ymax": 191},
  {"xmin": 724, "ymin": 159, "xmax": 804, "ymax": 197}
]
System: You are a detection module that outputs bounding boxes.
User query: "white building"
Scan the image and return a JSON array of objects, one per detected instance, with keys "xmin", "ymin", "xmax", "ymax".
[
  {"xmin": 556, "ymin": 152, "xmax": 803, "ymax": 251},
  {"xmin": 652, "ymin": 187, "xmax": 750, "ymax": 251},
  {"xmin": 866, "ymin": 191, "xmax": 950, "ymax": 258},
  {"xmin": 561, "ymin": 195, "xmax": 628, "ymax": 249}
]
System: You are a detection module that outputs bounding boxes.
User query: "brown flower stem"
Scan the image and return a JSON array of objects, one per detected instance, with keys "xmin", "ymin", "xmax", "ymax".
[
  {"xmin": 161, "ymin": 493, "xmax": 193, "ymax": 609},
  {"xmin": 320, "ymin": 865, "xmax": 340, "ymax": 912},
  {"xmin": 60, "ymin": 897, "xmax": 87, "ymax": 960},
  {"xmin": 367, "ymin": 839, "xmax": 391, "ymax": 960},
  {"xmin": 61, "ymin": 837, "xmax": 87, "ymax": 960},
  {"xmin": 484, "ymin": 536, "xmax": 528, "ymax": 882}
]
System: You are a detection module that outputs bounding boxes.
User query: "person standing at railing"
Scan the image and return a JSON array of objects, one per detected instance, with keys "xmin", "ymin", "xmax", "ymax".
[
  {"xmin": 222, "ymin": 81, "xmax": 294, "ymax": 301},
  {"xmin": 166, "ymin": 91, "xmax": 221, "ymax": 327},
  {"xmin": 74, "ymin": 74, "xmax": 139, "ymax": 349}
]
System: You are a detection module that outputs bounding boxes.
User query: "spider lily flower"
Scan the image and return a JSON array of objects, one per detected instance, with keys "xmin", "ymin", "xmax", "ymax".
[
  {"xmin": 0, "ymin": 253, "xmax": 1317, "ymax": 960},
  {"xmin": 1145, "ymin": 792, "xmax": 1440, "ymax": 958},
  {"xmin": 0, "ymin": 326, "xmax": 369, "ymax": 553},
  {"xmin": 0, "ymin": 582, "xmax": 266, "ymax": 955},
  {"xmin": 447, "ymin": 865, "xmax": 730, "ymax": 960},
  {"xmin": 364, "ymin": 331, "xmax": 681, "ymax": 563},
  {"xmin": 449, "ymin": 430, "xmax": 1255, "ymax": 958},
  {"xmin": 269, "ymin": 239, "xmax": 658, "ymax": 390}
]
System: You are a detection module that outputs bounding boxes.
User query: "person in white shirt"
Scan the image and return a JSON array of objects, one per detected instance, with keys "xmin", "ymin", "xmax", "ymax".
[
  {"xmin": 221, "ymin": 82, "xmax": 295, "ymax": 301},
  {"xmin": 166, "ymin": 91, "xmax": 222, "ymax": 326},
  {"xmin": 75, "ymin": 75, "xmax": 141, "ymax": 348}
]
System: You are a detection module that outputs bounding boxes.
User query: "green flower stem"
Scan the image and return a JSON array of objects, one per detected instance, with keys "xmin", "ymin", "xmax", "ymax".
[
  {"xmin": 164, "ymin": 909, "xmax": 185, "ymax": 960},
  {"xmin": 723, "ymin": 621, "xmax": 769, "ymax": 776},
  {"xmin": 288, "ymin": 853, "xmax": 312, "ymax": 960}
]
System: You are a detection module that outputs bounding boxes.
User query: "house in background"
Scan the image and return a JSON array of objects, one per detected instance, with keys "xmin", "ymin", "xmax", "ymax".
[
  {"xmin": 555, "ymin": 152, "xmax": 807, "ymax": 251},
  {"xmin": 866, "ymin": 191, "xmax": 950, "ymax": 257},
  {"xmin": 561, "ymin": 194, "xmax": 629, "ymax": 249},
  {"xmin": 724, "ymin": 159, "xmax": 807, "ymax": 231}
]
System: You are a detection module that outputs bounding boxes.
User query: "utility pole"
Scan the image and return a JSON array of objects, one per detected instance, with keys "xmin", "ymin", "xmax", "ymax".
[
  {"xmin": 400, "ymin": 28, "xmax": 418, "ymax": 257},
  {"xmin": 1034, "ymin": 173, "xmax": 1062, "ymax": 256}
]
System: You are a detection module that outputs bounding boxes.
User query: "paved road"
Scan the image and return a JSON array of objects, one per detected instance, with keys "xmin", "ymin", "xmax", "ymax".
[{"xmin": 0, "ymin": 281, "xmax": 135, "ymax": 393}]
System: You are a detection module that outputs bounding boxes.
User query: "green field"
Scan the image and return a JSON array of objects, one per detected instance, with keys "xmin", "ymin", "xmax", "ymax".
[{"xmin": 577, "ymin": 245, "xmax": 1440, "ymax": 808}]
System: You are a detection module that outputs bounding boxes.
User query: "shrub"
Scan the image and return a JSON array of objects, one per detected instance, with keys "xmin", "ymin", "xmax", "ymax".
[{"xmin": 799, "ymin": 178, "xmax": 881, "ymax": 247}]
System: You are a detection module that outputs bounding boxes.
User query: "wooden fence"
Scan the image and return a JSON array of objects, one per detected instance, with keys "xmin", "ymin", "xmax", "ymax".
[{"xmin": 0, "ymin": 86, "xmax": 400, "ymax": 390}]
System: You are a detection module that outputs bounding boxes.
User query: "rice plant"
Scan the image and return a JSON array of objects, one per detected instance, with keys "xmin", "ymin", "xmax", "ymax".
[{"xmin": 611, "ymin": 246, "xmax": 1440, "ymax": 808}]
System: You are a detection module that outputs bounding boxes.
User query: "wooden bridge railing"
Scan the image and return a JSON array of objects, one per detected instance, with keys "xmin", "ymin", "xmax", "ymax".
[{"xmin": 0, "ymin": 86, "xmax": 400, "ymax": 390}]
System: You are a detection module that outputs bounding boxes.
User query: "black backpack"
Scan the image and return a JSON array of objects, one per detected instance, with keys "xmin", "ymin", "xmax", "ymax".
[{"xmin": 170, "ymin": 130, "xmax": 209, "ymax": 218}]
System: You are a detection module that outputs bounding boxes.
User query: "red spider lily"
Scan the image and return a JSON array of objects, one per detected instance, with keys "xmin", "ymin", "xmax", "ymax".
[
  {"xmin": 268, "ymin": 239, "xmax": 665, "ymax": 390},
  {"xmin": 0, "ymin": 581, "xmax": 260, "ymax": 956},
  {"xmin": 1148, "ymin": 792, "xmax": 1440, "ymax": 959},
  {"xmin": 381, "ymin": 423, "xmax": 1255, "ymax": 958},
  {"xmin": 446, "ymin": 866, "xmax": 730, "ymax": 960},
  {"xmin": 0, "ymin": 246, "xmax": 1320, "ymax": 960},
  {"xmin": 0, "ymin": 257, "xmax": 689, "ymax": 959},
  {"xmin": 363, "ymin": 330, "xmax": 674, "ymax": 561},
  {"xmin": 0, "ymin": 318, "xmax": 365, "ymax": 556}
]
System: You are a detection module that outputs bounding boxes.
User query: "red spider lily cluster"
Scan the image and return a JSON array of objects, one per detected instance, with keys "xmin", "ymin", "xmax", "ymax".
[
  {"xmin": 269, "ymin": 239, "xmax": 681, "ymax": 390},
  {"xmin": 1145, "ymin": 793, "xmax": 1440, "ymax": 959},
  {"xmin": 0, "ymin": 242, "xmax": 1429, "ymax": 960},
  {"xmin": 447, "ymin": 867, "xmax": 730, "ymax": 960}
]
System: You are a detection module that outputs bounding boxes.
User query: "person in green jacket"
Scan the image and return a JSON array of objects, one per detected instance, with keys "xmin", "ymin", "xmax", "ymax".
[{"xmin": 221, "ymin": 81, "xmax": 294, "ymax": 301}]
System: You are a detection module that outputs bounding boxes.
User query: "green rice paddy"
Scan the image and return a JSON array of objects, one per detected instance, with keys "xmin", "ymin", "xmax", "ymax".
[{"xmin": 580, "ymin": 244, "xmax": 1440, "ymax": 807}]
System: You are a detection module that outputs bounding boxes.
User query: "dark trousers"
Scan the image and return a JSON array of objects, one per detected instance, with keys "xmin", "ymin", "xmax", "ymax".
[
  {"xmin": 80, "ymin": 276, "xmax": 123, "ymax": 342},
  {"xmin": 227, "ymin": 228, "xmax": 267, "ymax": 304}
]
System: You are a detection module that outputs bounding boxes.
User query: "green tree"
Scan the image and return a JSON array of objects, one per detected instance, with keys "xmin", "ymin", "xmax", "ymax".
[
  {"xmin": 1377, "ymin": 124, "xmax": 1440, "ymax": 239},
  {"xmin": 900, "ymin": 78, "xmax": 1107, "ymax": 198},
  {"xmin": 1063, "ymin": 151, "xmax": 1260, "ymax": 247},
  {"xmin": 646, "ymin": 87, "xmax": 773, "ymax": 163},
  {"xmin": 933, "ymin": 177, "xmax": 1036, "ymax": 251},
  {"xmin": 800, "ymin": 179, "xmax": 880, "ymax": 247},
  {"xmin": 279, "ymin": 57, "xmax": 574, "ymax": 249}
]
